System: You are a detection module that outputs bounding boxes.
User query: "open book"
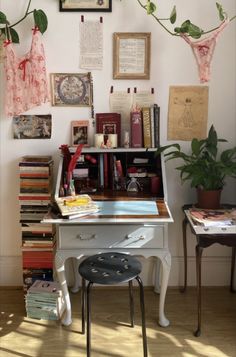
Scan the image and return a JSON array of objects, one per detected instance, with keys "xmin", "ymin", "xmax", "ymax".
[
  {"xmin": 189, "ymin": 208, "xmax": 236, "ymax": 227},
  {"xmin": 55, "ymin": 194, "xmax": 99, "ymax": 218}
]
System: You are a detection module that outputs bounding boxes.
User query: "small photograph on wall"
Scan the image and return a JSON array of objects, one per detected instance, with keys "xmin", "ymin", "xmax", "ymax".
[
  {"xmin": 167, "ymin": 86, "xmax": 209, "ymax": 141},
  {"xmin": 71, "ymin": 120, "xmax": 89, "ymax": 146},
  {"xmin": 50, "ymin": 73, "xmax": 92, "ymax": 106},
  {"xmin": 13, "ymin": 115, "xmax": 52, "ymax": 139}
]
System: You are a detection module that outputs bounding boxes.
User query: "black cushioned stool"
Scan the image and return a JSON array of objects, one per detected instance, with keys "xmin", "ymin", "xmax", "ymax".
[{"xmin": 79, "ymin": 252, "xmax": 148, "ymax": 357}]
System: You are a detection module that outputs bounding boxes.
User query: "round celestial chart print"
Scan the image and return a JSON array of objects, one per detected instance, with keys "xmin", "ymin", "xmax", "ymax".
[{"xmin": 51, "ymin": 73, "xmax": 92, "ymax": 106}]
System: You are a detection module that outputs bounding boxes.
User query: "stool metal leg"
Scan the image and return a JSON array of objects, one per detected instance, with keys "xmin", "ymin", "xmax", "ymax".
[
  {"xmin": 135, "ymin": 276, "xmax": 148, "ymax": 357},
  {"xmin": 129, "ymin": 280, "xmax": 134, "ymax": 327},
  {"xmin": 86, "ymin": 281, "xmax": 93, "ymax": 357},
  {"xmin": 81, "ymin": 278, "xmax": 86, "ymax": 334}
]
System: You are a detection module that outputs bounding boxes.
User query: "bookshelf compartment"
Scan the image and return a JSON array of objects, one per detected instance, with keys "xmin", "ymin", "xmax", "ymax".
[{"xmin": 58, "ymin": 148, "xmax": 165, "ymax": 199}]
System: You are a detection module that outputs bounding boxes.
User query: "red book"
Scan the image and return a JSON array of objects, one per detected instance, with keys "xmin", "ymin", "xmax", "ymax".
[
  {"xmin": 96, "ymin": 113, "xmax": 121, "ymax": 147},
  {"xmin": 130, "ymin": 110, "xmax": 143, "ymax": 148}
]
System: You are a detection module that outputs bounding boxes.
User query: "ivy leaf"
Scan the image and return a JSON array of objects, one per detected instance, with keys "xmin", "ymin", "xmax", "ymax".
[
  {"xmin": 146, "ymin": 1, "xmax": 156, "ymax": 15},
  {"xmin": 10, "ymin": 28, "xmax": 19, "ymax": 43},
  {"xmin": 0, "ymin": 11, "xmax": 9, "ymax": 25},
  {"xmin": 180, "ymin": 20, "xmax": 191, "ymax": 33},
  {"xmin": 216, "ymin": 2, "xmax": 225, "ymax": 21},
  {"xmin": 170, "ymin": 6, "xmax": 176, "ymax": 24},
  {"xmin": 187, "ymin": 23, "xmax": 203, "ymax": 39},
  {"xmin": 34, "ymin": 9, "xmax": 48, "ymax": 34}
]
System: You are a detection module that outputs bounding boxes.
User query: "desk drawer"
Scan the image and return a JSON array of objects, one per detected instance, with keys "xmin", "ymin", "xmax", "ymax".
[{"xmin": 58, "ymin": 225, "xmax": 164, "ymax": 249}]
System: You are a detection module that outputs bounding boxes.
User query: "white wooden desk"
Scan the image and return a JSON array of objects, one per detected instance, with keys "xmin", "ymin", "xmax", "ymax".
[
  {"xmin": 52, "ymin": 198, "xmax": 173, "ymax": 327},
  {"xmin": 50, "ymin": 150, "xmax": 173, "ymax": 327}
]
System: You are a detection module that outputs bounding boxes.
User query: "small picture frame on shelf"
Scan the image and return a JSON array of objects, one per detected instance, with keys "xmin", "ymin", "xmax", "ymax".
[
  {"xmin": 59, "ymin": 0, "xmax": 112, "ymax": 12},
  {"xmin": 113, "ymin": 32, "xmax": 151, "ymax": 79},
  {"xmin": 50, "ymin": 73, "xmax": 92, "ymax": 106},
  {"xmin": 96, "ymin": 113, "xmax": 121, "ymax": 146},
  {"xmin": 71, "ymin": 120, "xmax": 89, "ymax": 146}
]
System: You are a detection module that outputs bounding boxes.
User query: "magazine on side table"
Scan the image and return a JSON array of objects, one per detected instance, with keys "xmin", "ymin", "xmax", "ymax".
[{"xmin": 185, "ymin": 208, "xmax": 236, "ymax": 234}]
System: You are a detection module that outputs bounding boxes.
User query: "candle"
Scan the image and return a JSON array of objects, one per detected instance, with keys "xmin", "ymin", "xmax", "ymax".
[
  {"xmin": 123, "ymin": 131, "xmax": 130, "ymax": 148},
  {"xmin": 94, "ymin": 133, "xmax": 104, "ymax": 148},
  {"xmin": 108, "ymin": 133, "xmax": 117, "ymax": 148}
]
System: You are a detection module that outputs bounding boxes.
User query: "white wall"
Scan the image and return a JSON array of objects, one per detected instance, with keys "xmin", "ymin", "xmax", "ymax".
[{"xmin": 0, "ymin": 0, "xmax": 235, "ymax": 287}]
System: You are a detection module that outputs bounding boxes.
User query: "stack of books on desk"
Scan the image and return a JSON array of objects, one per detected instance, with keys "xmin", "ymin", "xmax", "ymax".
[
  {"xmin": 25, "ymin": 280, "xmax": 65, "ymax": 321},
  {"xmin": 55, "ymin": 194, "xmax": 99, "ymax": 219}
]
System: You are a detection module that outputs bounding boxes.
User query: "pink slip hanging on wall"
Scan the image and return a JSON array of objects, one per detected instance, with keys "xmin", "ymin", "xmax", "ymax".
[{"xmin": 3, "ymin": 27, "xmax": 49, "ymax": 117}]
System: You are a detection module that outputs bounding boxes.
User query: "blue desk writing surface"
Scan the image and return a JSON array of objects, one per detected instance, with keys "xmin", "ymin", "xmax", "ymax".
[{"xmin": 94, "ymin": 200, "xmax": 159, "ymax": 215}]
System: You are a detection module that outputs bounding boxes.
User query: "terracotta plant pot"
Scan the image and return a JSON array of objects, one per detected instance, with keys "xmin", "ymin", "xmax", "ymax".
[{"xmin": 197, "ymin": 188, "xmax": 222, "ymax": 209}]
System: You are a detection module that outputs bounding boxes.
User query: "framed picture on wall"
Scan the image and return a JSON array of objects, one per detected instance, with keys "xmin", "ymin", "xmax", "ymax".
[
  {"xmin": 71, "ymin": 120, "xmax": 89, "ymax": 146},
  {"xmin": 113, "ymin": 32, "xmax": 151, "ymax": 79},
  {"xmin": 59, "ymin": 0, "xmax": 112, "ymax": 12},
  {"xmin": 50, "ymin": 73, "xmax": 92, "ymax": 106}
]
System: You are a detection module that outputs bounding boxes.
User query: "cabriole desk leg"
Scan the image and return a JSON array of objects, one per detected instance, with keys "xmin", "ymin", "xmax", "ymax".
[
  {"xmin": 158, "ymin": 251, "xmax": 171, "ymax": 327},
  {"xmin": 194, "ymin": 244, "xmax": 203, "ymax": 337},
  {"xmin": 55, "ymin": 253, "xmax": 72, "ymax": 326}
]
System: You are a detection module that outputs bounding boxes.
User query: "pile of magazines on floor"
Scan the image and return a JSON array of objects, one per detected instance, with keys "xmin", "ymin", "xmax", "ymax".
[{"xmin": 25, "ymin": 280, "xmax": 65, "ymax": 320}]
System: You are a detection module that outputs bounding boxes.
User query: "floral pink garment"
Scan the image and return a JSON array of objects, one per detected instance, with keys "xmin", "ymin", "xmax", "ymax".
[{"xmin": 3, "ymin": 27, "xmax": 49, "ymax": 117}]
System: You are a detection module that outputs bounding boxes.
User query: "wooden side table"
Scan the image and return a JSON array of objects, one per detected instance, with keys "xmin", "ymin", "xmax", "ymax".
[{"xmin": 181, "ymin": 204, "xmax": 236, "ymax": 337}]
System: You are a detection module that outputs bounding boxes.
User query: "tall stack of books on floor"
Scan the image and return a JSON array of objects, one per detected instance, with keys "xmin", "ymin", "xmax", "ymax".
[
  {"xmin": 19, "ymin": 156, "xmax": 55, "ymax": 297},
  {"xmin": 25, "ymin": 280, "xmax": 65, "ymax": 320}
]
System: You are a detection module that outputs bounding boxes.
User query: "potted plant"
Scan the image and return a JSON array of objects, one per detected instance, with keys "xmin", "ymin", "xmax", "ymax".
[{"xmin": 156, "ymin": 125, "xmax": 236, "ymax": 208}]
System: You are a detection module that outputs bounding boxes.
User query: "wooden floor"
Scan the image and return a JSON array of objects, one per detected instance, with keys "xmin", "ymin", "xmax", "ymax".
[{"xmin": 0, "ymin": 287, "xmax": 236, "ymax": 357}]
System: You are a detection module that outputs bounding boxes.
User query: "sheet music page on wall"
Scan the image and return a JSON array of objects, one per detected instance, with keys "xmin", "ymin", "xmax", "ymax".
[
  {"xmin": 109, "ymin": 91, "xmax": 133, "ymax": 142},
  {"xmin": 119, "ymin": 38, "xmax": 145, "ymax": 74},
  {"xmin": 79, "ymin": 20, "xmax": 103, "ymax": 70},
  {"xmin": 133, "ymin": 91, "xmax": 155, "ymax": 108}
]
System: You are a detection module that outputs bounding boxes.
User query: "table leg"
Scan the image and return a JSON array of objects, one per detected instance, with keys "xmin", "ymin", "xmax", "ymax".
[
  {"xmin": 230, "ymin": 247, "xmax": 236, "ymax": 293},
  {"xmin": 55, "ymin": 253, "xmax": 72, "ymax": 326},
  {"xmin": 195, "ymin": 244, "xmax": 203, "ymax": 337},
  {"xmin": 180, "ymin": 217, "xmax": 188, "ymax": 293},
  {"xmin": 70, "ymin": 258, "xmax": 80, "ymax": 293},
  {"xmin": 157, "ymin": 251, "xmax": 171, "ymax": 327}
]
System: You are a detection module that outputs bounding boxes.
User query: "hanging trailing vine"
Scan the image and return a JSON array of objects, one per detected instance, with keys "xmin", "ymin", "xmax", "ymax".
[
  {"xmin": 136, "ymin": 1, "xmax": 236, "ymax": 39},
  {"xmin": 0, "ymin": 0, "xmax": 48, "ymax": 43}
]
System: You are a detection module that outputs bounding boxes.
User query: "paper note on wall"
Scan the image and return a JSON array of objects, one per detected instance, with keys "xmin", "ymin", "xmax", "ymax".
[{"xmin": 79, "ymin": 20, "xmax": 103, "ymax": 70}]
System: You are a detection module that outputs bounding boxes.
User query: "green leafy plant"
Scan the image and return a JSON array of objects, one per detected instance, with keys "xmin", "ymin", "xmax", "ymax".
[
  {"xmin": 136, "ymin": 1, "xmax": 236, "ymax": 39},
  {"xmin": 156, "ymin": 125, "xmax": 236, "ymax": 190},
  {"xmin": 0, "ymin": 0, "xmax": 48, "ymax": 43}
]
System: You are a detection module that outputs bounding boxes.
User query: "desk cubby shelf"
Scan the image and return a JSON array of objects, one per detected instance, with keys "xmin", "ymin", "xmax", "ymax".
[{"xmin": 57, "ymin": 147, "xmax": 165, "ymax": 199}]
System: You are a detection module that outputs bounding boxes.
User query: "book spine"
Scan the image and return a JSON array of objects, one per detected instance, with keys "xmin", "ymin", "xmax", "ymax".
[
  {"xmin": 130, "ymin": 111, "xmax": 143, "ymax": 148},
  {"xmin": 150, "ymin": 105, "xmax": 155, "ymax": 148},
  {"xmin": 99, "ymin": 154, "xmax": 104, "ymax": 188},
  {"xmin": 142, "ymin": 107, "xmax": 152, "ymax": 148},
  {"xmin": 103, "ymin": 153, "xmax": 109, "ymax": 189},
  {"xmin": 153, "ymin": 104, "xmax": 160, "ymax": 148}
]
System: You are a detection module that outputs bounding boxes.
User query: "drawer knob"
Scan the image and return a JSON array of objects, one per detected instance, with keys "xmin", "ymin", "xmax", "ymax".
[{"xmin": 76, "ymin": 234, "xmax": 97, "ymax": 240}]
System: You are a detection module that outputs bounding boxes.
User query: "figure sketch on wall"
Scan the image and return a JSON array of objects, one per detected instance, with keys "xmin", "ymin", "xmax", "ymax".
[
  {"xmin": 12, "ymin": 115, "xmax": 52, "ymax": 139},
  {"xmin": 168, "ymin": 86, "xmax": 209, "ymax": 141}
]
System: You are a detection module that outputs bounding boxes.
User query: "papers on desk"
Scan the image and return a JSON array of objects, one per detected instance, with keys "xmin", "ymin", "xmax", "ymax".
[{"xmin": 55, "ymin": 194, "xmax": 99, "ymax": 219}]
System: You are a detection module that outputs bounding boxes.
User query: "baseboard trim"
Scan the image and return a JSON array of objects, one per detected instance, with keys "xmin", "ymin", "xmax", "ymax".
[{"xmin": 0, "ymin": 255, "xmax": 234, "ymax": 287}]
